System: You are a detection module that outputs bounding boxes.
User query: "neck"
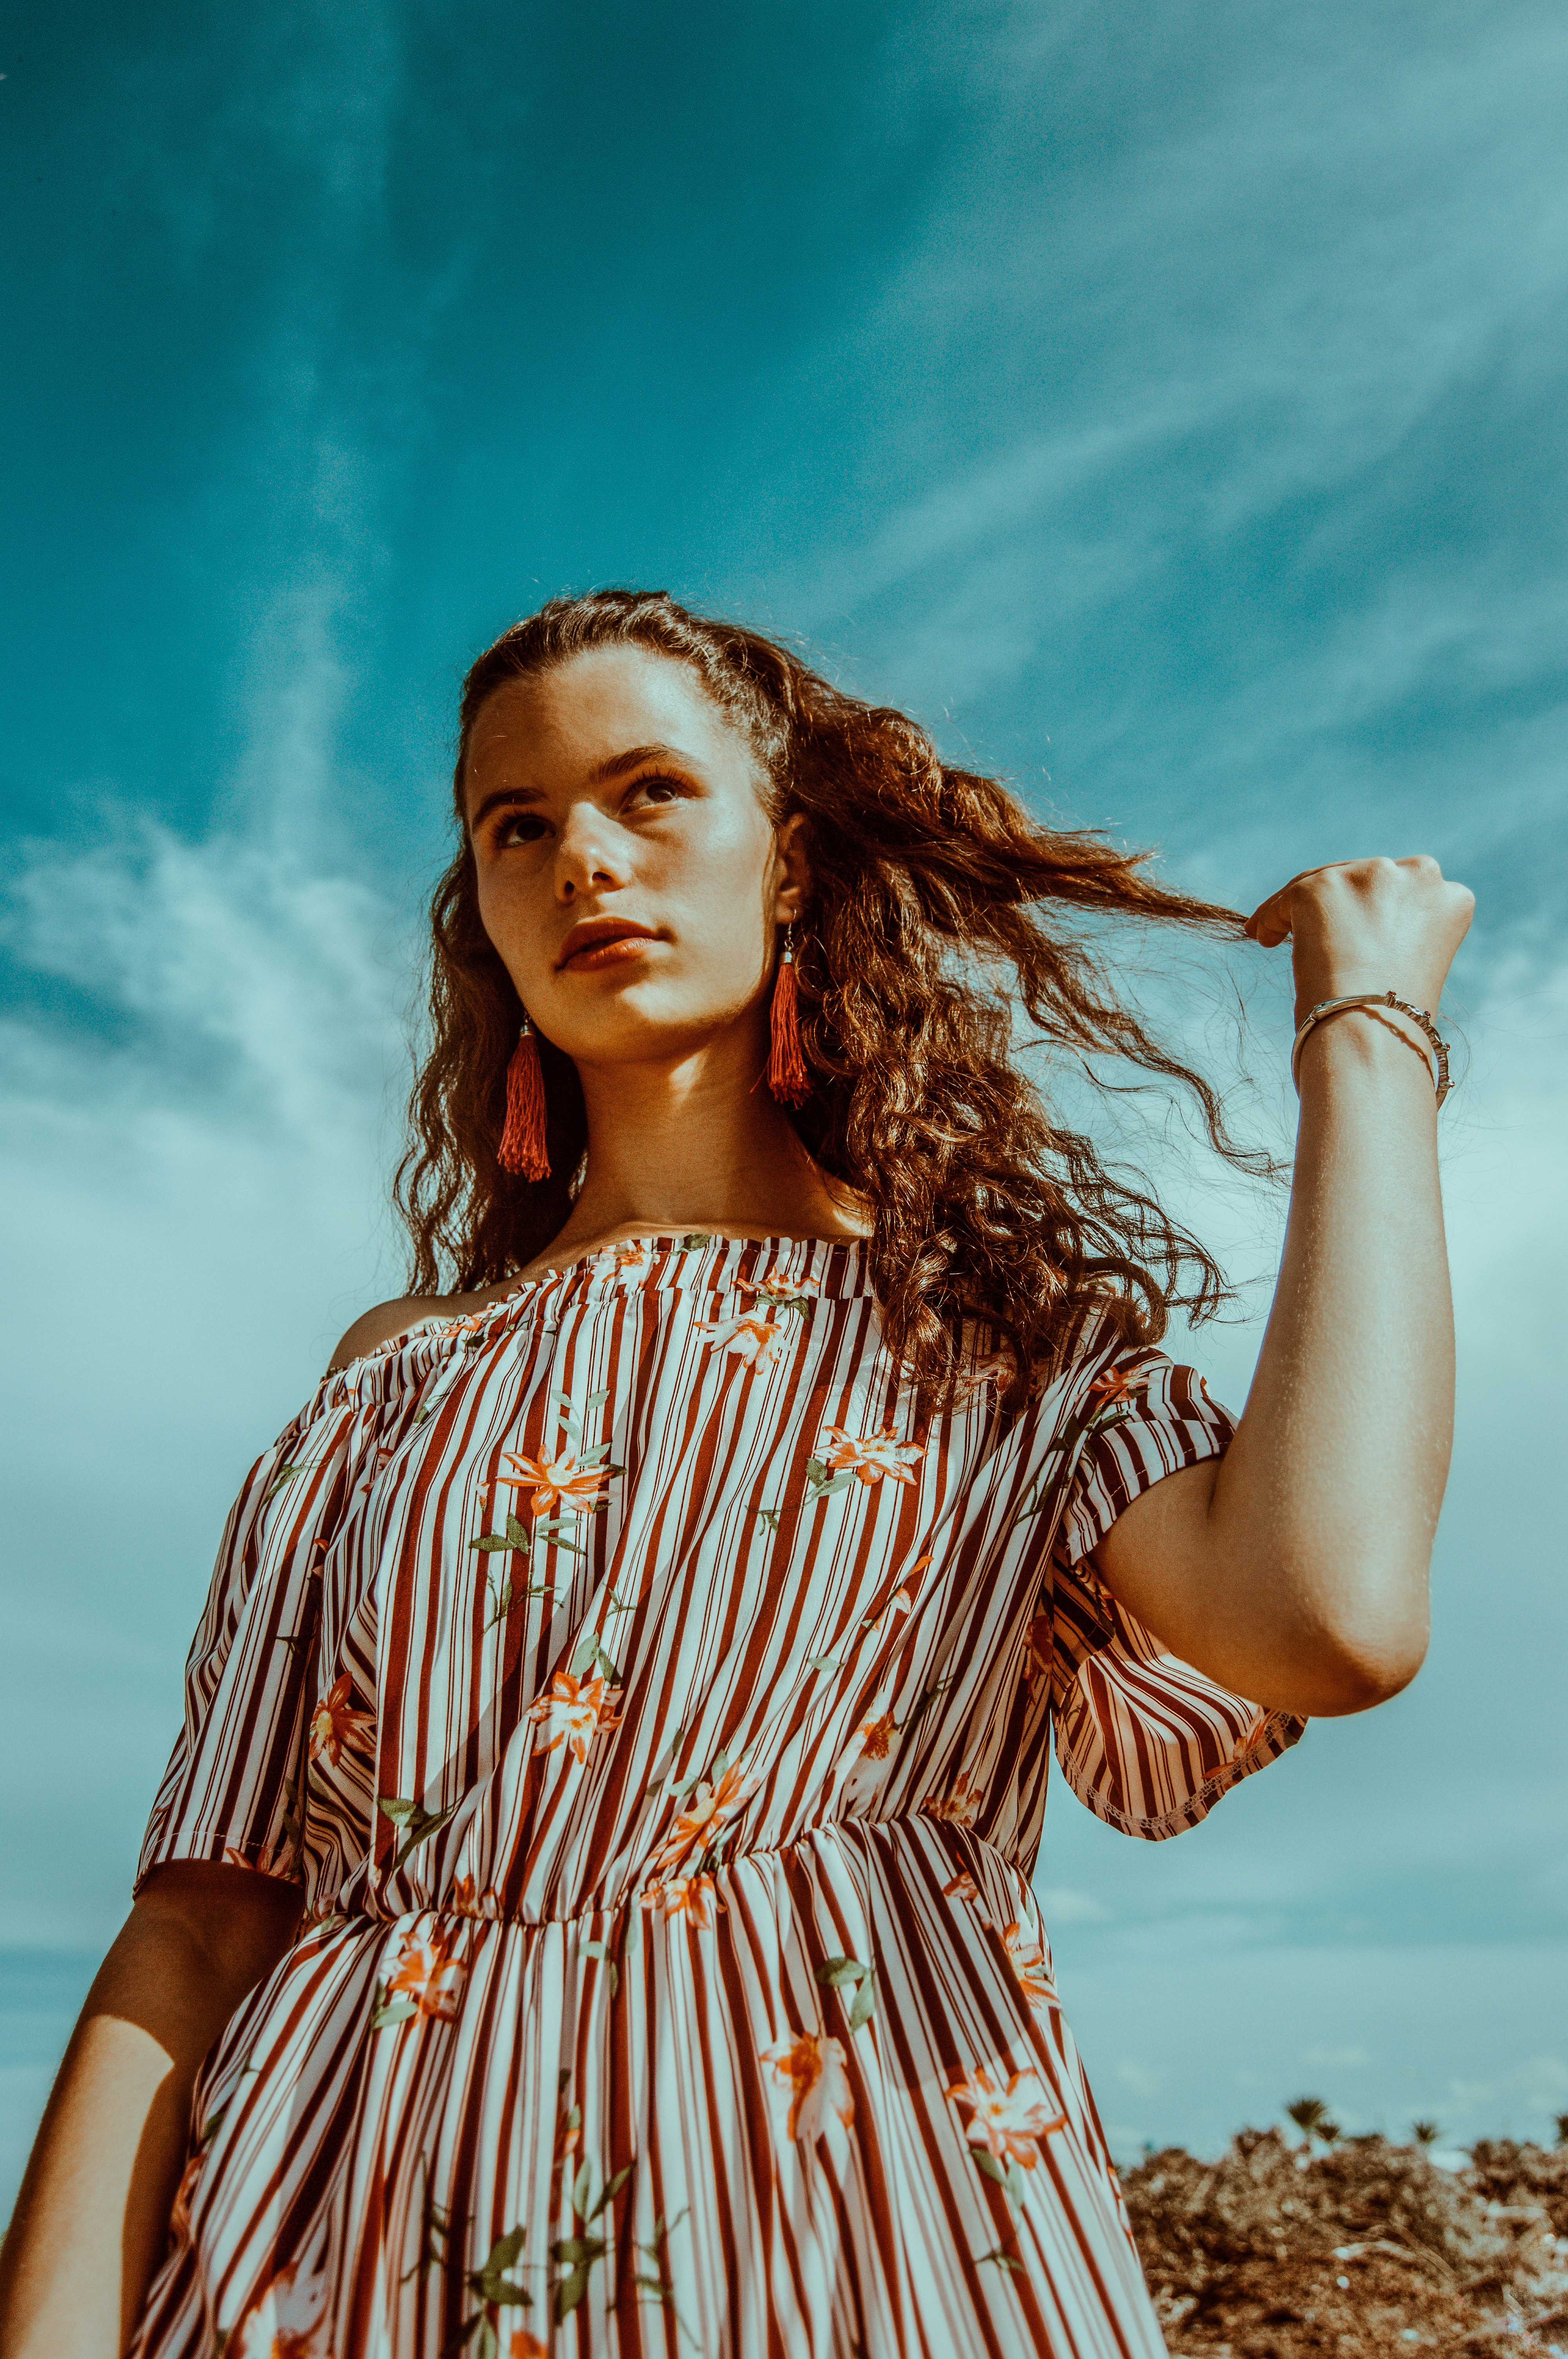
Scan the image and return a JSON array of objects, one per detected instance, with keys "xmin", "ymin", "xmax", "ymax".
[{"xmin": 545, "ymin": 1021, "xmax": 866, "ymax": 1258}]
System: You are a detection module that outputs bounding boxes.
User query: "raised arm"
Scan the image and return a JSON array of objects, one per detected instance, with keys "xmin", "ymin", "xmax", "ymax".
[
  {"xmin": 0, "ymin": 1864, "xmax": 300, "ymax": 2359},
  {"xmin": 1093, "ymin": 854, "xmax": 1474, "ymax": 1718}
]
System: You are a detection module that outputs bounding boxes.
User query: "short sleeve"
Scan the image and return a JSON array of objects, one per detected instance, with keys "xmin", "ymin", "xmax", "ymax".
[
  {"xmin": 135, "ymin": 1378, "xmax": 378, "ymax": 1894},
  {"xmin": 1049, "ymin": 1344, "xmax": 1305, "ymax": 1840}
]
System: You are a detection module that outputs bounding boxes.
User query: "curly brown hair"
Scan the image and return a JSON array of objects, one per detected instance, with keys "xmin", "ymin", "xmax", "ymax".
[{"xmin": 397, "ymin": 589, "xmax": 1265, "ymax": 1401}]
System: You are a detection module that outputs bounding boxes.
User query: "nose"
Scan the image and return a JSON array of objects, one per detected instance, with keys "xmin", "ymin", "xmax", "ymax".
[{"xmin": 554, "ymin": 798, "xmax": 628, "ymax": 901}]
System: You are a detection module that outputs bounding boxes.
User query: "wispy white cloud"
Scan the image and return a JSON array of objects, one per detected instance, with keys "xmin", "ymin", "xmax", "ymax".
[{"xmin": 0, "ymin": 817, "xmax": 410, "ymax": 1960}]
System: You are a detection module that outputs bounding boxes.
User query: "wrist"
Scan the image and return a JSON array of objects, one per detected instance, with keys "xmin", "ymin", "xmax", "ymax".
[{"xmin": 1291, "ymin": 992, "xmax": 1450, "ymax": 1105}]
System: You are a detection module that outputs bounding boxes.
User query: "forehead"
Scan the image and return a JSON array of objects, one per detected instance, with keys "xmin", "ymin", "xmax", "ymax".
[{"xmin": 463, "ymin": 645, "xmax": 756, "ymax": 803}]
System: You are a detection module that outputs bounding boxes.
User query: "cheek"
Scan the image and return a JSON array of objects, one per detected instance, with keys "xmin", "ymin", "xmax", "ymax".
[{"xmin": 474, "ymin": 861, "xmax": 553, "ymax": 990}]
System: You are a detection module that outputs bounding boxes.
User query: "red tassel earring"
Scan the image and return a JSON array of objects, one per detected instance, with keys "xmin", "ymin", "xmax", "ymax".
[
  {"xmin": 766, "ymin": 924, "xmax": 811, "ymax": 1107},
  {"xmin": 498, "ymin": 1018, "xmax": 550, "ymax": 1180}
]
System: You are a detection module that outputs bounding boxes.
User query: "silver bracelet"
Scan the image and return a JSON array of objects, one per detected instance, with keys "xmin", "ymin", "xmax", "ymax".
[{"xmin": 1290, "ymin": 990, "xmax": 1451, "ymax": 1107}]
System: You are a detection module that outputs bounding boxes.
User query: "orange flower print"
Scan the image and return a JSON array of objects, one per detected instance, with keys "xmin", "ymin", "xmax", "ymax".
[
  {"xmin": 760, "ymin": 2031, "xmax": 854, "ymax": 2140},
  {"xmin": 308, "ymin": 1674, "xmax": 374, "ymax": 1769},
  {"xmin": 842, "ymin": 1705, "xmax": 900, "ymax": 1812},
  {"xmin": 613, "ymin": 1239, "xmax": 650, "ymax": 1270},
  {"xmin": 962, "ymin": 1348, "xmax": 1016, "ymax": 1401},
  {"xmin": 820, "ymin": 1424, "xmax": 926, "ymax": 1487},
  {"xmin": 223, "ymin": 1841, "xmax": 292, "ymax": 1878},
  {"xmin": 745, "ymin": 1276, "xmax": 817, "ymax": 1307},
  {"xmin": 858, "ymin": 1708, "xmax": 900, "ymax": 1763},
  {"xmin": 942, "ymin": 1870, "xmax": 980, "ymax": 1904},
  {"xmin": 1086, "ymin": 1364, "xmax": 1140, "ymax": 1410},
  {"xmin": 509, "ymin": 2335, "xmax": 549, "ymax": 2359},
  {"xmin": 947, "ymin": 2065, "xmax": 1066, "ymax": 2169},
  {"xmin": 650, "ymin": 1760, "xmax": 752, "ymax": 1877},
  {"xmin": 447, "ymin": 1874, "xmax": 499, "ymax": 1919},
  {"xmin": 921, "ymin": 1769, "xmax": 984, "ymax": 1828},
  {"xmin": 639, "ymin": 1873, "xmax": 721, "ymax": 1928},
  {"xmin": 695, "ymin": 1312, "xmax": 788, "ymax": 1369},
  {"xmin": 384, "ymin": 1928, "xmax": 467, "ymax": 2022},
  {"xmin": 991, "ymin": 1921, "xmax": 1054, "ymax": 2013},
  {"xmin": 232, "ymin": 2257, "xmax": 334, "ymax": 2359},
  {"xmin": 1236, "ymin": 1707, "xmax": 1270, "ymax": 1757},
  {"xmin": 524, "ymin": 1670, "xmax": 621, "ymax": 1766},
  {"xmin": 494, "ymin": 1447, "xmax": 615, "ymax": 1518}
]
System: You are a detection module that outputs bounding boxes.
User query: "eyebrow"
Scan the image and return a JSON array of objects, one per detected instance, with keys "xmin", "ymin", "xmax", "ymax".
[{"xmin": 467, "ymin": 743, "xmax": 699, "ymax": 831}]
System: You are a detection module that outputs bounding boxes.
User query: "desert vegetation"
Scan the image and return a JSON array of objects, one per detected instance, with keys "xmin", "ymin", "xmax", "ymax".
[{"xmin": 1124, "ymin": 2109, "xmax": 1568, "ymax": 2355}]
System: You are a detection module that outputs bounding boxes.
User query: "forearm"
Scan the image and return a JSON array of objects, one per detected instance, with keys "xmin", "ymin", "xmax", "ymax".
[
  {"xmin": 1208, "ymin": 1008, "xmax": 1451, "ymax": 1698},
  {"xmin": 1098, "ymin": 1006, "xmax": 1451, "ymax": 1713},
  {"xmin": 0, "ymin": 1872, "xmax": 299, "ymax": 2359}
]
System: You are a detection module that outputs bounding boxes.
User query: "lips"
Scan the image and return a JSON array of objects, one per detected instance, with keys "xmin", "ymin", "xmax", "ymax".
[{"xmin": 556, "ymin": 918, "xmax": 661, "ymax": 972}]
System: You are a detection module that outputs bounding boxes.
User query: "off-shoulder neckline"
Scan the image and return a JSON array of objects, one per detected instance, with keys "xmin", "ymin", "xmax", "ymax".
[{"xmin": 330, "ymin": 1232, "xmax": 873, "ymax": 1380}]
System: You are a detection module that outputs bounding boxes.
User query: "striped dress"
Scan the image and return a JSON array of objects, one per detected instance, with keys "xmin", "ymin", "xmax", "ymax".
[{"xmin": 130, "ymin": 1234, "xmax": 1302, "ymax": 2359}]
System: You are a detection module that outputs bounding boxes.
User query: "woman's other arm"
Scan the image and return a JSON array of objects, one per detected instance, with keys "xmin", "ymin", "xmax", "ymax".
[
  {"xmin": 1093, "ymin": 854, "xmax": 1474, "ymax": 1719},
  {"xmin": 0, "ymin": 1863, "xmax": 300, "ymax": 2359}
]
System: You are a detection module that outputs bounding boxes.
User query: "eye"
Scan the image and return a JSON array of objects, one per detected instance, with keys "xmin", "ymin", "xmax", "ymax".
[
  {"xmin": 625, "ymin": 772, "xmax": 688, "ymax": 809},
  {"xmin": 494, "ymin": 808, "xmax": 548, "ymax": 846}
]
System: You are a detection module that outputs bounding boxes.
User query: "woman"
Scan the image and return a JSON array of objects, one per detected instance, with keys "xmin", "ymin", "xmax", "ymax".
[{"xmin": 0, "ymin": 590, "xmax": 1470, "ymax": 2358}]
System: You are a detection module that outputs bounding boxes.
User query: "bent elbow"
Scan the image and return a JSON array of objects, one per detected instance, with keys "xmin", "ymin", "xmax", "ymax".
[{"xmin": 1302, "ymin": 1619, "xmax": 1429, "ymax": 1717}]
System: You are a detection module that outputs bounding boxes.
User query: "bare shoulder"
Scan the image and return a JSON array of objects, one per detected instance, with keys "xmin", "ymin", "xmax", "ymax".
[{"xmin": 326, "ymin": 1293, "xmax": 461, "ymax": 1373}]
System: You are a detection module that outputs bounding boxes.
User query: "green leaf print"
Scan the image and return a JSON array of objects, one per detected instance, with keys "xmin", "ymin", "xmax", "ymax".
[
  {"xmin": 467, "ymin": 2224, "xmax": 531, "ymax": 2308},
  {"xmin": 570, "ymin": 1630, "xmax": 622, "ymax": 1685},
  {"xmin": 370, "ymin": 1985, "xmax": 419, "ymax": 2032},
  {"xmin": 624, "ymin": 2210, "xmax": 697, "ymax": 2345},
  {"xmin": 261, "ymin": 1461, "xmax": 306, "ymax": 1507},
  {"xmin": 376, "ymin": 1793, "xmax": 461, "ymax": 1873},
  {"xmin": 751, "ymin": 1284, "xmax": 815, "ymax": 1321},
  {"xmin": 804, "ymin": 1457, "xmax": 855, "ymax": 1501},
  {"xmin": 815, "ymin": 1956, "xmax": 877, "ymax": 2031},
  {"xmin": 815, "ymin": 1956, "xmax": 869, "ymax": 1990},
  {"xmin": 469, "ymin": 1514, "xmax": 531, "ymax": 1557}
]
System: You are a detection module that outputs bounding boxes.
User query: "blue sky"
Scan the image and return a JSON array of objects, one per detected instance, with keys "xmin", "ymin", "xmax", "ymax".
[{"xmin": 3, "ymin": 0, "xmax": 1567, "ymax": 2200}]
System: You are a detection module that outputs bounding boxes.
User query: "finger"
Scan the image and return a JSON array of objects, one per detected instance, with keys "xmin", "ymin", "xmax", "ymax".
[
  {"xmin": 1243, "ymin": 864, "xmax": 1332, "ymax": 943},
  {"xmin": 1244, "ymin": 891, "xmax": 1295, "ymax": 946}
]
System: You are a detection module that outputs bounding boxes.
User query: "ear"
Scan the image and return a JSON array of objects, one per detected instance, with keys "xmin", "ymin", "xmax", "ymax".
[{"xmin": 771, "ymin": 812, "xmax": 811, "ymax": 925}]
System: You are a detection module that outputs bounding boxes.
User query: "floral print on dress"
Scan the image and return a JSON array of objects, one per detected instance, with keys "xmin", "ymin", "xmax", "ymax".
[
  {"xmin": 694, "ymin": 1311, "xmax": 789, "ymax": 1368},
  {"xmin": 223, "ymin": 1841, "xmax": 292, "ymax": 1878},
  {"xmin": 639, "ymin": 1872, "xmax": 721, "ymax": 1927},
  {"xmin": 524, "ymin": 1670, "xmax": 621, "ymax": 1765},
  {"xmin": 760, "ymin": 2031, "xmax": 854, "ymax": 2140},
  {"xmin": 1085, "ymin": 1364, "xmax": 1143, "ymax": 1411},
  {"xmin": 841, "ymin": 1704, "xmax": 900, "ymax": 1812},
  {"xmin": 947, "ymin": 2066, "xmax": 1066, "ymax": 2169},
  {"xmin": 308, "ymin": 1674, "xmax": 374, "ymax": 1768},
  {"xmin": 987, "ymin": 1921, "xmax": 1053, "ymax": 2014},
  {"xmin": 130, "ymin": 1239, "xmax": 1295, "ymax": 2359},
  {"xmin": 493, "ymin": 1446, "xmax": 616, "ymax": 1519},
  {"xmin": 231, "ymin": 2256, "xmax": 335, "ymax": 2359},
  {"xmin": 372, "ymin": 1926, "xmax": 467, "ymax": 2028},
  {"xmin": 650, "ymin": 1759, "xmax": 753, "ymax": 1878},
  {"xmin": 818, "ymin": 1424, "xmax": 926, "ymax": 1488},
  {"xmin": 921, "ymin": 1769, "xmax": 984, "ymax": 1827}
]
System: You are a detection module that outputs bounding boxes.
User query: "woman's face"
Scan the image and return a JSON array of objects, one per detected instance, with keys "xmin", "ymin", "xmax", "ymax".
[{"xmin": 464, "ymin": 646, "xmax": 804, "ymax": 1070}]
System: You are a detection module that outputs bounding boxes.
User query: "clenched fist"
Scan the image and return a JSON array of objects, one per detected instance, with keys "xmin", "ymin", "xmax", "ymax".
[{"xmin": 1244, "ymin": 855, "xmax": 1474, "ymax": 1026}]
